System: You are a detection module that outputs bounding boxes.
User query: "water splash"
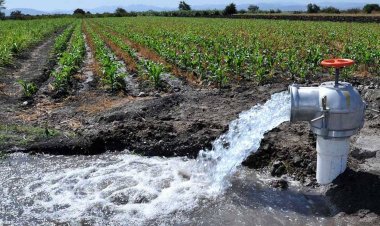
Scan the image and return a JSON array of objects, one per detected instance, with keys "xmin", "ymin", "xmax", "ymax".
[
  {"xmin": 0, "ymin": 92, "xmax": 290, "ymax": 225},
  {"xmin": 196, "ymin": 91, "xmax": 291, "ymax": 191}
]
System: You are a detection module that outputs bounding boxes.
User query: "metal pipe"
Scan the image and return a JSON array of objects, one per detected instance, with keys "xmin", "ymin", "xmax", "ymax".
[
  {"xmin": 335, "ymin": 68, "xmax": 340, "ymax": 87},
  {"xmin": 289, "ymin": 81, "xmax": 366, "ymax": 184}
]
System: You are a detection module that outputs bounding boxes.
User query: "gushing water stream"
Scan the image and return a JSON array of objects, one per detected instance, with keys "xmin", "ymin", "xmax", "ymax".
[{"xmin": 0, "ymin": 92, "xmax": 333, "ymax": 225}]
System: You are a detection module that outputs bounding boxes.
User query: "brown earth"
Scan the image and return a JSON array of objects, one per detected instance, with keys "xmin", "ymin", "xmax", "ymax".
[{"xmin": 0, "ymin": 31, "xmax": 379, "ymax": 225}]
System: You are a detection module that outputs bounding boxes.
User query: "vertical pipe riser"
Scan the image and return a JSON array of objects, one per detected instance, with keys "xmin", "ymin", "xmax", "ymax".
[
  {"xmin": 316, "ymin": 136, "xmax": 350, "ymax": 184},
  {"xmin": 288, "ymin": 59, "xmax": 364, "ymax": 184}
]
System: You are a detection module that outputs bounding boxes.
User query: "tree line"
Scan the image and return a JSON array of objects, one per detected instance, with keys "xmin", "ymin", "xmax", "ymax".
[{"xmin": 1, "ymin": 1, "xmax": 380, "ymax": 20}]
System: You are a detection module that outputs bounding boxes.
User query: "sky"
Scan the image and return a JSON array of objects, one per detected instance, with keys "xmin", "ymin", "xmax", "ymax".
[{"xmin": 2, "ymin": 0, "xmax": 371, "ymax": 11}]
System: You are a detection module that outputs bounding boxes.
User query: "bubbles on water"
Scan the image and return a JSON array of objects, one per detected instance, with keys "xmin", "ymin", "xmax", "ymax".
[{"xmin": 0, "ymin": 92, "xmax": 291, "ymax": 225}]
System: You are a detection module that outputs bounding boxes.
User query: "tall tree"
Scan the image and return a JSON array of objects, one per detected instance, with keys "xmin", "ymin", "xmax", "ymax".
[
  {"xmin": 179, "ymin": 1, "xmax": 191, "ymax": 11},
  {"xmin": 115, "ymin": 7, "xmax": 128, "ymax": 17},
  {"xmin": 10, "ymin": 10, "xmax": 23, "ymax": 19},
  {"xmin": 73, "ymin": 8, "xmax": 86, "ymax": 15},
  {"xmin": 0, "ymin": 0, "xmax": 5, "ymax": 19},
  {"xmin": 363, "ymin": 4, "xmax": 380, "ymax": 14},
  {"xmin": 307, "ymin": 3, "xmax": 321, "ymax": 13},
  {"xmin": 0, "ymin": 0, "xmax": 5, "ymax": 12},
  {"xmin": 224, "ymin": 3, "xmax": 237, "ymax": 16}
]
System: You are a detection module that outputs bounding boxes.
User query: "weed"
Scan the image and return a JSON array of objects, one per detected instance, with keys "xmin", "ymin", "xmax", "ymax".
[{"xmin": 0, "ymin": 124, "xmax": 60, "ymax": 148}]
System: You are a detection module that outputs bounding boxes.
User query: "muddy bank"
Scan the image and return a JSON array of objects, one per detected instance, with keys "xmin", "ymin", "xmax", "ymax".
[{"xmin": 24, "ymin": 84, "xmax": 286, "ymax": 157}]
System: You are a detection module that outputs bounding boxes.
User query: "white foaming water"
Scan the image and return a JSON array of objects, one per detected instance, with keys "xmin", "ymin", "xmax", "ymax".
[
  {"xmin": 196, "ymin": 91, "xmax": 291, "ymax": 191},
  {"xmin": 0, "ymin": 92, "xmax": 290, "ymax": 225}
]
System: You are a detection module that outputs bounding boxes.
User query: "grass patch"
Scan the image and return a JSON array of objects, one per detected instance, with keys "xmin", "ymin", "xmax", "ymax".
[{"xmin": 0, "ymin": 124, "xmax": 60, "ymax": 148}]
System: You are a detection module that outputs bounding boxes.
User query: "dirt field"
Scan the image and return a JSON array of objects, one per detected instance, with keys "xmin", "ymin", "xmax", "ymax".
[{"xmin": 0, "ymin": 33, "xmax": 379, "ymax": 225}]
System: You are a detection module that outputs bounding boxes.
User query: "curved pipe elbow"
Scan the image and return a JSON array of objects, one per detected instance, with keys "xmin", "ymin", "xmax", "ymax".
[{"xmin": 289, "ymin": 85, "xmax": 320, "ymax": 122}]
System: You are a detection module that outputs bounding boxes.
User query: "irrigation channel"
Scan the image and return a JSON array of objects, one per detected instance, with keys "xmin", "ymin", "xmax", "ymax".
[{"xmin": 0, "ymin": 92, "xmax": 335, "ymax": 225}]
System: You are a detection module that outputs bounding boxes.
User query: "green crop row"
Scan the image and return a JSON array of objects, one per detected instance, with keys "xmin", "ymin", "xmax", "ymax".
[
  {"xmin": 52, "ymin": 24, "xmax": 75, "ymax": 58},
  {"xmin": 88, "ymin": 22, "xmax": 166, "ymax": 88},
  {"xmin": 84, "ymin": 22, "xmax": 126, "ymax": 92},
  {"xmin": 91, "ymin": 17, "xmax": 380, "ymax": 85},
  {"xmin": 0, "ymin": 18, "xmax": 74, "ymax": 67},
  {"xmin": 51, "ymin": 21, "xmax": 86, "ymax": 92}
]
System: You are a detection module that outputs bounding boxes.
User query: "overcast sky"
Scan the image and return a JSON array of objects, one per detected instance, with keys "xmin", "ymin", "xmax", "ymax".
[{"xmin": 3, "ymin": 0, "xmax": 370, "ymax": 11}]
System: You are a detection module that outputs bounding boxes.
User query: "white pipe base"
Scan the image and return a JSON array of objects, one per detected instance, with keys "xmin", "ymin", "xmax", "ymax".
[{"xmin": 316, "ymin": 136, "xmax": 350, "ymax": 185}]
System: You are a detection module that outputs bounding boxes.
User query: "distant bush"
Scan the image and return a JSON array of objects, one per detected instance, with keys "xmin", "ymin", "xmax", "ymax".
[
  {"xmin": 213, "ymin": 10, "xmax": 221, "ymax": 16},
  {"xmin": 269, "ymin": 9, "xmax": 282, "ymax": 14},
  {"xmin": 248, "ymin": 5, "xmax": 259, "ymax": 13},
  {"xmin": 202, "ymin": 10, "xmax": 210, "ymax": 16},
  {"xmin": 321, "ymin": 6, "xmax": 340, "ymax": 14},
  {"xmin": 363, "ymin": 4, "xmax": 380, "ymax": 14},
  {"xmin": 142, "ymin": 9, "xmax": 222, "ymax": 18},
  {"xmin": 344, "ymin": 8, "xmax": 362, "ymax": 14}
]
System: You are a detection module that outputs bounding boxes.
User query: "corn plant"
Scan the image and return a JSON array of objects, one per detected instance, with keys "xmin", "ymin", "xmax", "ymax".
[
  {"xmin": 17, "ymin": 80, "xmax": 37, "ymax": 98},
  {"xmin": 208, "ymin": 63, "xmax": 228, "ymax": 87},
  {"xmin": 51, "ymin": 21, "xmax": 86, "ymax": 92},
  {"xmin": 53, "ymin": 25, "xmax": 75, "ymax": 57},
  {"xmin": 100, "ymin": 53, "xmax": 126, "ymax": 92},
  {"xmin": 91, "ymin": 17, "xmax": 380, "ymax": 82},
  {"xmin": 0, "ymin": 18, "xmax": 75, "ymax": 66},
  {"xmin": 85, "ymin": 23, "xmax": 126, "ymax": 93},
  {"xmin": 144, "ymin": 61, "xmax": 164, "ymax": 87}
]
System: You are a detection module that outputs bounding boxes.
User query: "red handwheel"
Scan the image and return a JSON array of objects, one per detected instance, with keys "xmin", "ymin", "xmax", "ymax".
[
  {"xmin": 321, "ymin": 59, "xmax": 355, "ymax": 86},
  {"xmin": 321, "ymin": 59, "xmax": 355, "ymax": 68}
]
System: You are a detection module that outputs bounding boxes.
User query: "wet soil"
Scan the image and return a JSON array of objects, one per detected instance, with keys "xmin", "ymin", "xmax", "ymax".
[{"xmin": 1, "ymin": 33, "xmax": 379, "ymax": 225}]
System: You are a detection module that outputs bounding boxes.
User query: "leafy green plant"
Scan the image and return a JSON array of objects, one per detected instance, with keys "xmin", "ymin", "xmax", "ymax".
[
  {"xmin": 17, "ymin": 80, "xmax": 37, "ymax": 97},
  {"xmin": 53, "ymin": 25, "xmax": 75, "ymax": 57},
  {"xmin": 100, "ymin": 55, "xmax": 126, "ymax": 92},
  {"xmin": 0, "ymin": 18, "xmax": 75, "ymax": 67},
  {"xmin": 90, "ymin": 17, "xmax": 380, "ymax": 84},
  {"xmin": 86, "ymin": 24, "xmax": 126, "ymax": 93},
  {"xmin": 145, "ymin": 61, "xmax": 164, "ymax": 87},
  {"xmin": 51, "ymin": 21, "xmax": 86, "ymax": 92}
]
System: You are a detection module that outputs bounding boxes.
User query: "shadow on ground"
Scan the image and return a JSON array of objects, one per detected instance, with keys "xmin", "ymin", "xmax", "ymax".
[{"xmin": 327, "ymin": 169, "xmax": 380, "ymax": 215}]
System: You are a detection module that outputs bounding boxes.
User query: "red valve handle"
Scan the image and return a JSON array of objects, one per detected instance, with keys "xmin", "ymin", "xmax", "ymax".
[{"xmin": 321, "ymin": 59, "xmax": 355, "ymax": 68}]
